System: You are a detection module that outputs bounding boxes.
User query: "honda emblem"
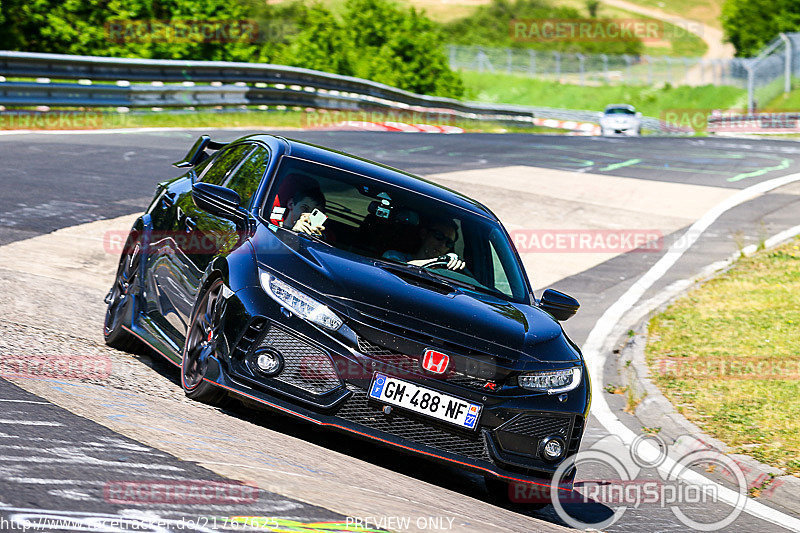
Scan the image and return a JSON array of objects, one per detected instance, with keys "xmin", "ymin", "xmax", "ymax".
[{"xmin": 422, "ymin": 349, "xmax": 449, "ymax": 374}]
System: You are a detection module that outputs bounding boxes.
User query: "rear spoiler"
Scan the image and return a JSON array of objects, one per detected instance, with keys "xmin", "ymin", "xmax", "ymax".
[{"xmin": 172, "ymin": 135, "xmax": 228, "ymax": 168}]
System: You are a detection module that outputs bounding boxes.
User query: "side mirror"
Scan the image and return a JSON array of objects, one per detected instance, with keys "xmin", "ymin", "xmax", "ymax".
[
  {"xmin": 636, "ymin": 112, "xmax": 642, "ymax": 118},
  {"xmin": 539, "ymin": 289, "xmax": 580, "ymax": 321},
  {"xmin": 192, "ymin": 182, "xmax": 242, "ymax": 217},
  {"xmin": 597, "ymin": 112, "xmax": 604, "ymax": 119}
]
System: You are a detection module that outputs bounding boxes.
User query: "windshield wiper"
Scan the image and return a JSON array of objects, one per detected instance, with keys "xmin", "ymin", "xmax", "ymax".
[
  {"xmin": 380, "ymin": 258, "xmax": 505, "ymax": 299},
  {"xmin": 422, "ymin": 269, "xmax": 506, "ymax": 298}
]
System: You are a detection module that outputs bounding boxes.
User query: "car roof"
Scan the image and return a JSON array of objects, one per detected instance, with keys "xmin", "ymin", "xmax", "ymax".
[{"xmin": 238, "ymin": 134, "xmax": 495, "ymax": 219}]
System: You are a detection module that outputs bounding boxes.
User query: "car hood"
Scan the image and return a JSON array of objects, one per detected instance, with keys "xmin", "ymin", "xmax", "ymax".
[
  {"xmin": 601, "ymin": 115, "xmax": 637, "ymax": 125},
  {"xmin": 253, "ymin": 227, "xmax": 580, "ymax": 366}
]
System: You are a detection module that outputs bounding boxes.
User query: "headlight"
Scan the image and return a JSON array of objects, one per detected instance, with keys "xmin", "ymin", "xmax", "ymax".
[
  {"xmin": 518, "ymin": 367, "xmax": 581, "ymax": 394},
  {"xmin": 260, "ymin": 271, "xmax": 343, "ymax": 331}
]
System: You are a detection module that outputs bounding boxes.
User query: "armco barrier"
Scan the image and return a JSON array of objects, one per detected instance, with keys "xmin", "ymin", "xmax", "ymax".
[{"xmin": 0, "ymin": 51, "xmax": 672, "ymax": 132}]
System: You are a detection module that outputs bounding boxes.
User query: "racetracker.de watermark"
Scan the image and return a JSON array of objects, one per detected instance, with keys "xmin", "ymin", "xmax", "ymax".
[
  {"xmin": 511, "ymin": 229, "xmax": 663, "ymax": 253},
  {"xmin": 661, "ymin": 108, "xmax": 800, "ymax": 133},
  {"xmin": 302, "ymin": 109, "xmax": 458, "ymax": 130},
  {"xmin": 509, "ymin": 18, "xmax": 697, "ymax": 42},
  {"xmin": 105, "ymin": 19, "xmax": 282, "ymax": 44},
  {"xmin": 0, "ymin": 111, "xmax": 112, "ymax": 130},
  {"xmin": 0, "ymin": 354, "xmax": 111, "ymax": 381},
  {"xmin": 657, "ymin": 356, "xmax": 800, "ymax": 380},
  {"xmin": 104, "ymin": 480, "xmax": 259, "ymax": 505}
]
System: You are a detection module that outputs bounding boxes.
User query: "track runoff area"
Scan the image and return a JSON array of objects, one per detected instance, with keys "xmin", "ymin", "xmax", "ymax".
[{"xmin": 0, "ymin": 130, "xmax": 799, "ymax": 532}]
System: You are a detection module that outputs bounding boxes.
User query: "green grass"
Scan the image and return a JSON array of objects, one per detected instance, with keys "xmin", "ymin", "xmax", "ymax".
[
  {"xmin": 270, "ymin": 0, "xmax": 707, "ymax": 56},
  {"xmin": 646, "ymin": 237, "xmax": 800, "ymax": 475},
  {"xmin": 611, "ymin": 0, "xmax": 724, "ymax": 29},
  {"xmin": 0, "ymin": 108, "xmax": 566, "ymax": 134},
  {"xmin": 460, "ymin": 70, "xmax": 745, "ymax": 117},
  {"xmin": 764, "ymin": 79, "xmax": 800, "ymax": 111},
  {"xmin": 562, "ymin": 0, "xmax": 709, "ymax": 57}
]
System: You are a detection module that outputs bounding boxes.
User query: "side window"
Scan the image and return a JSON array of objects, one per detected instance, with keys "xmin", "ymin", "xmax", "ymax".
[
  {"xmin": 489, "ymin": 242, "xmax": 512, "ymax": 297},
  {"xmin": 224, "ymin": 146, "xmax": 270, "ymax": 209},
  {"xmin": 198, "ymin": 144, "xmax": 253, "ymax": 186}
]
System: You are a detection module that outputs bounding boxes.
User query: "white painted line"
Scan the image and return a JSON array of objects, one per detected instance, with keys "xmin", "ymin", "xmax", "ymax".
[
  {"xmin": 0, "ymin": 419, "xmax": 62, "ymax": 426},
  {"xmin": 6, "ymin": 478, "xmax": 104, "ymax": 485},
  {"xmin": 0, "ymin": 399, "xmax": 52, "ymax": 405},
  {"xmin": 764, "ymin": 224, "xmax": 800, "ymax": 249},
  {"xmin": 0, "ymin": 456, "xmax": 183, "ymax": 470},
  {"xmin": 583, "ymin": 172, "xmax": 800, "ymax": 531}
]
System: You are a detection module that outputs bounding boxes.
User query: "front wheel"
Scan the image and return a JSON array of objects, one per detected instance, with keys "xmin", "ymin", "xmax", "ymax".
[{"xmin": 181, "ymin": 279, "xmax": 228, "ymax": 406}]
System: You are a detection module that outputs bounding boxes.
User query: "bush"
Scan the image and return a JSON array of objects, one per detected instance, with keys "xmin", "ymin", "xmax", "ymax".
[
  {"xmin": 444, "ymin": 0, "xmax": 643, "ymax": 55},
  {"xmin": 278, "ymin": 0, "xmax": 463, "ymax": 97},
  {"xmin": 0, "ymin": 0, "xmax": 463, "ymax": 97}
]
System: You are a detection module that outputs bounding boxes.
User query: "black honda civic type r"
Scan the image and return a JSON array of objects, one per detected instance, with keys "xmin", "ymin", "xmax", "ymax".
[{"xmin": 104, "ymin": 133, "xmax": 590, "ymax": 496}]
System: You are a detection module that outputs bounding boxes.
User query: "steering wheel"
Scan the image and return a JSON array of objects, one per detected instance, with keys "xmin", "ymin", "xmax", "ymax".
[
  {"xmin": 420, "ymin": 255, "xmax": 474, "ymax": 278},
  {"xmin": 420, "ymin": 255, "xmax": 454, "ymax": 269}
]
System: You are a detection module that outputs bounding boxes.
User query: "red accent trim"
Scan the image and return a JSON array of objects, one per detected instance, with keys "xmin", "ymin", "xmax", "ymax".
[
  {"xmin": 122, "ymin": 325, "xmax": 181, "ymax": 368},
  {"xmin": 121, "ymin": 325, "xmax": 564, "ymax": 491}
]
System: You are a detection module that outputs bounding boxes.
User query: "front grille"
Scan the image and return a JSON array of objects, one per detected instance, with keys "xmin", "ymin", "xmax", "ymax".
[
  {"xmin": 338, "ymin": 385, "xmax": 491, "ymax": 462},
  {"xmin": 568, "ymin": 415, "xmax": 584, "ymax": 456},
  {"xmin": 495, "ymin": 413, "xmax": 574, "ymax": 459},
  {"xmin": 232, "ymin": 317, "xmax": 268, "ymax": 359},
  {"xmin": 254, "ymin": 324, "xmax": 342, "ymax": 395},
  {"xmin": 356, "ymin": 336, "xmax": 493, "ymax": 391},
  {"xmin": 357, "ymin": 336, "xmax": 418, "ymax": 373},
  {"xmin": 500, "ymin": 414, "xmax": 571, "ymax": 439},
  {"xmin": 445, "ymin": 372, "xmax": 491, "ymax": 390}
]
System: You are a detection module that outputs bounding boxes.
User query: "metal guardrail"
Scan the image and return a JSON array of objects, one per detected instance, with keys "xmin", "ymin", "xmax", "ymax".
[{"xmin": 0, "ymin": 51, "xmax": 672, "ymax": 131}]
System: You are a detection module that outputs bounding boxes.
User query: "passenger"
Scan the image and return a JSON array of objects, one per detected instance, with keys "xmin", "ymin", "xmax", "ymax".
[{"xmin": 383, "ymin": 217, "xmax": 465, "ymax": 271}]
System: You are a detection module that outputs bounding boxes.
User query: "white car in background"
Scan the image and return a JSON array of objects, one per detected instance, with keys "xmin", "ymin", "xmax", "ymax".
[{"xmin": 599, "ymin": 104, "xmax": 642, "ymax": 137}]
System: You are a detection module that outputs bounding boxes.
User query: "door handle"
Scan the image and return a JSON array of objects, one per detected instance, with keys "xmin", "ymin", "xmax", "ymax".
[
  {"xmin": 184, "ymin": 216, "xmax": 197, "ymax": 233},
  {"xmin": 161, "ymin": 192, "xmax": 176, "ymax": 208}
]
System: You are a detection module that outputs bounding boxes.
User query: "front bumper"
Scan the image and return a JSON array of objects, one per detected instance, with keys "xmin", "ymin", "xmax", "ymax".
[{"xmin": 206, "ymin": 285, "xmax": 589, "ymax": 487}]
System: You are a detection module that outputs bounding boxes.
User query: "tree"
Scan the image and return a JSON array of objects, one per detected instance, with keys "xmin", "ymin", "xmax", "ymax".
[
  {"xmin": 342, "ymin": 0, "xmax": 463, "ymax": 97},
  {"xmin": 722, "ymin": 0, "xmax": 800, "ymax": 57},
  {"xmin": 586, "ymin": 0, "xmax": 600, "ymax": 18},
  {"xmin": 278, "ymin": 0, "xmax": 464, "ymax": 97}
]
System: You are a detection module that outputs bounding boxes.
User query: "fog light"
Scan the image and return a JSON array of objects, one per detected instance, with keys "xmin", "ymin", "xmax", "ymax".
[
  {"xmin": 253, "ymin": 348, "xmax": 283, "ymax": 376},
  {"xmin": 540, "ymin": 436, "xmax": 566, "ymax": 461}
]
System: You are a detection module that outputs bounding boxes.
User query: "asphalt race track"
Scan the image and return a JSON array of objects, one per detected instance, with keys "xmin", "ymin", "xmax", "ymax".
[{"xmin": 1, "ymin": 129, "xmax": 800, "ymax": 532}]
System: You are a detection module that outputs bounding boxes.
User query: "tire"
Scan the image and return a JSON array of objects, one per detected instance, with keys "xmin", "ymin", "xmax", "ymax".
[
  {"xmin": 181, "ymin": 278, "xmax": 228, "ymax": 406},
  {"xmin": 104, "ymin": 232, "xmax": 142, "ymax": 352}
]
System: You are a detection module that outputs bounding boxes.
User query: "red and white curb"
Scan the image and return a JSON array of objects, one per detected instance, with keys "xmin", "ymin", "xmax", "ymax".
[
  {"xmin": 321, "ymin": 120, "xmax": 465, "ymax": 133},
  {"xmin": 533, "ymin": 117, "xmax": 601, "ymax": 135}
]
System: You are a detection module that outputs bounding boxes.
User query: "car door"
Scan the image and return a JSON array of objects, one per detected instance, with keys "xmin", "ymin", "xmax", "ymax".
[
  {"xmin": 143, "ymin": 161, "xmax": 210, "ymax": 346},
  {"xmin": 150, "ymin": 143, "xmax": 254, "ymax": 343},
  {"xmin": 169, "ymin": 143, "xmax": 271, "ymax": 340}
]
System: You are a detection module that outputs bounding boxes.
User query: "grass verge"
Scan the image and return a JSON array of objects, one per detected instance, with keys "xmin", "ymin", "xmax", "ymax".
[
  {"xmin": 460, "ymin": 70, "xmax": 745, "ymax": 117},
  {"xmin": 0, "ymin": 108, "xmax": 566, "ymax": 134},
  {"xmin": 645, "ymin": 236, "xmax": 800, "ymax": 475}
]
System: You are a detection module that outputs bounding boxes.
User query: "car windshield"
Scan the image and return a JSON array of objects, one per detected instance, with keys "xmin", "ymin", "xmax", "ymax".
[
  {"xmin": 261, "ymin": 156, "xmax": 529, "ymax": 303},
  {"xmin": 605, "ymin": 107, "xmax": 635, "ymax": 115}
]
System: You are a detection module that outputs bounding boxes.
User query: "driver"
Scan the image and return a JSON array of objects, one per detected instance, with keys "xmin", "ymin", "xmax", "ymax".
[{"xmin": 383, "ymin": 217, "xmax": 465, "ymax": 271}]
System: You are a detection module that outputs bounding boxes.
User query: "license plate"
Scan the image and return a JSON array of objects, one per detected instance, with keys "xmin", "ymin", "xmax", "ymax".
[{"xmin": 368, "ymin": 373, "xmax": 482, "ymax": 430}]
